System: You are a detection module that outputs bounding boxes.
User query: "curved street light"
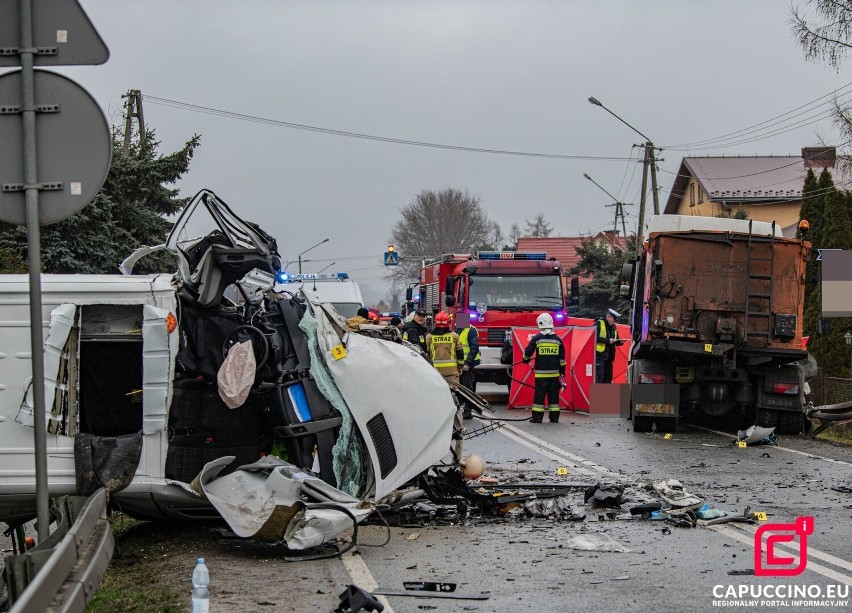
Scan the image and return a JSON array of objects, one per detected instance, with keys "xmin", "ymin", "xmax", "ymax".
[
  {"xmin": 297, "ymin": 238, "xmax": 329, "ymax": 274},
  {"xmin": 589, "ymin": 96, "xmax": 660, "ymax": 255}
]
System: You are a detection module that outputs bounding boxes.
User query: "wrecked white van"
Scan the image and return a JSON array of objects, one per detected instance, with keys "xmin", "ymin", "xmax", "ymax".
[{"xmin": 0, "ymin": 190, "xmax": 456, "ymax": 526}]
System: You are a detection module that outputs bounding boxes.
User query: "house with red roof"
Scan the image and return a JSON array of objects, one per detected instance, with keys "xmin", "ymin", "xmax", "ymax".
[{"xmin": 517, "ymin": 232, "xmax": 627, "ymax": 285}]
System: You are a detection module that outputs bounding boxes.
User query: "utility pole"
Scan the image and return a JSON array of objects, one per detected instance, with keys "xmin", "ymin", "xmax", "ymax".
[
  {"xmin": 637, "ymin": 145, "xmax": 651, "ymax": 257},
  {"xmin": 648, "ymin": 142, "xmax": 660, "ymax": 215},
  {"xmin": 583, "ymin": 172, "xmax": 632, "ymax": 248},
  {"xmin": 122, "ymin": 89, "xmax": 146, "ymax": 154}
]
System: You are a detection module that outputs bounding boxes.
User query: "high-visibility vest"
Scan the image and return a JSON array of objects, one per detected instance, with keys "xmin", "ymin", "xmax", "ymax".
[
  {"xmin": 596, "ymin": 319, "xmax": 607, "ymax": 353},
  {"xmin": 429, "ymin": 333, "xmax": 459, "ymax": 370},
  {"xmin": 459, "ymin": 326, "xmax": 480, "ymax": 364},
  {"xmin": 596, "ymin": 319, "xmax": 618, "ymax": 354}
]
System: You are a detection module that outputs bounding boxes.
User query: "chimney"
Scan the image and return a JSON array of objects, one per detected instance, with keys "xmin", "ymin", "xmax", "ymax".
[{"xmin": 802, "ymin": 146, "xmax": 836, "ymax": 168}]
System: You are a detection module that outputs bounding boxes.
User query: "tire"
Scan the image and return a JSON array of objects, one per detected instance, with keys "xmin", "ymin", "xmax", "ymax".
[{"xmin": 776, "ymin": 410, "xmax": 804, "ymax": 435}]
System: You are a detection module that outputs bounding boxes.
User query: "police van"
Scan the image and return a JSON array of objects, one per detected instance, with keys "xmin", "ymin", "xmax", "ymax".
[{"xmin": 276, "ymin": 272, "xmax": 365, "ymax": 319}]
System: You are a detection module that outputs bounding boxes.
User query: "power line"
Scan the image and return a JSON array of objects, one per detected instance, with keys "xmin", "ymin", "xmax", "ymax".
[
  {"xmin": 663, "ymin": 81, "xmax": 852, "ymax": 149},
  {"xmin": 146, "ymin": 95, "xmax": 634, "ymax": 162}
]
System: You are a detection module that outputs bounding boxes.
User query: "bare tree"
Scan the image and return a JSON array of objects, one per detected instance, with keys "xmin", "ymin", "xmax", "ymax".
[
  {"xmin": 791, "ymin": 2, "xmax": 852, "ymax": 142},
  {"xmin": 507, "ymin": 223, "xmax": 523, "ymax": 249},
  {"xmin": 386, "ymin": 187, "xmax": 492, "ymax": 286},
  {"xmin": 791, "ymin": 1, "xmax": 852, "ymax": 70},
  {"xmin": 524, "ymin": 213, "xmax": 554, "ymax": 237}
]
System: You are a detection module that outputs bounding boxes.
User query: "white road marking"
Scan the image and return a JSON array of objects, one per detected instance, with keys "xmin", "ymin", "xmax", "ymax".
[
  {"xmin": 341, "ymin": 550, "xmax": 395, "ymax": 612},
  {"xmin": 710, "ymin": 524, "xmax": 852, "ymax": 586},
  {"xmin": 729, "ymin": 522, "xmax": 852, "ymax": 574},
  {"xmin": 499, "ymin": 423, "xmax": 625, "ymax": 480},
  {"xmin": 689, "ymin": 425, "xmax": 852, "ymax": 468},
  {"xmin": 493, "ymin": 418, "xmax": 852, "ymax": 580}
]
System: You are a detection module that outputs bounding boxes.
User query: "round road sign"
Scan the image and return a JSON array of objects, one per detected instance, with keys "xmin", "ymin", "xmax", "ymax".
[{"xmin": 0, "ymin": 69, "xmax": 111, "ymax": 226}]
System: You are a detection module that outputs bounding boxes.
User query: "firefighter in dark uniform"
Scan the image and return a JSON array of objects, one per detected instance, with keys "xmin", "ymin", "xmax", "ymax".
[
  {"xmin": 523, "ymin": 313, "xmax": 566, "ymax": 423},
  {"xmin": 595, "ymin": 308, "xmax": 622, "ymax": 383}
]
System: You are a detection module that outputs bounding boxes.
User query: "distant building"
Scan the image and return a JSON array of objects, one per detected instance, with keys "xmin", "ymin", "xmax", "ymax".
[
  {"xmin": 663, "ymin": 147, "xmax": 837, "ymax": 237},
  {"xmin": 518, "ymin": 232, "xmax": 627, "ymax": 285}
]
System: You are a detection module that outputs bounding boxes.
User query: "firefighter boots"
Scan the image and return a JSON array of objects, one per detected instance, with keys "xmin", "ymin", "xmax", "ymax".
[
  {"xmin": 549, "ymin": 410, "xmax": 560, "ymax": 423},
  {"xmin": 530, "ymin": 411, "xmax": 544, "ymax": 423}
]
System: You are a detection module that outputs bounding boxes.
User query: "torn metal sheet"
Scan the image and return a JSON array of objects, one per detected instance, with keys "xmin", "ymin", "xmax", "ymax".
[
  {"xmin": 197, "ymin": 455, "xmax": 372, "ymax": 549},
  {"xmin": 736, "ymin": 425, "xmax": 777, "ymax": 445},
  {"xmin": 653, "ymin": 479, "xmax": 703, "ymax": 510},
  {"xmin": 311, "ymin": 301, "xmax": 457, "ymax": 500}
]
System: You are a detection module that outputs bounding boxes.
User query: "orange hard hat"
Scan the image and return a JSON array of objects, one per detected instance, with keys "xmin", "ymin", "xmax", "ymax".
[{"xmin": 434, "ymin": 311, "xmax": 450, "ymax": 326}]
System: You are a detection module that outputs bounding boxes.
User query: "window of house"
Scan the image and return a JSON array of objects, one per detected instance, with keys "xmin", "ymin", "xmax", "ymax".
[{"xmin": 690, "ymin": 183, "xmax": 696, "ymax": 207}]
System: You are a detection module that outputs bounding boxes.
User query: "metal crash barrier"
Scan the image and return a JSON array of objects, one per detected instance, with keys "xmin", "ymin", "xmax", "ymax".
[
  {"xmin": 2, "ymin": 488, "xmax": 114, "ymax": 612},
  {"xmin": 807, "ymin": 399, "xmax": 852, "ymax": 438}
]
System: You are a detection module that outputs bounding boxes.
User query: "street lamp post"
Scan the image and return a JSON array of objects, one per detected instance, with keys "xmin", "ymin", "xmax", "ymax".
[
  {"xmin": 588, "ymin": 96, "xmax": 660, "ymax": 256},
  {"xmin": 583, "ymin": 173, "xmax": 631, "ymax": 241},
  {"xmin": 317, "ymin": 261, "xmax": 336, "ymax": 274},
  {"xmin": 297, "ymin": 238, "xmax": 329, "ymax": 274}
]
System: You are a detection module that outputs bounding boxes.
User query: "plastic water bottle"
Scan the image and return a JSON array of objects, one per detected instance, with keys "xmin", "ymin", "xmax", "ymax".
[{"xmin": 192, "ymin": 558, "xmax": 210, "ymax": 613}]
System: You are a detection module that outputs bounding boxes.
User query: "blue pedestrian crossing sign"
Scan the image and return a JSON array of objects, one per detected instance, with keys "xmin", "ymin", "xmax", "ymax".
[{"xmin": 384, "ymin": 245, "xmax": 399, "ymax": 266}]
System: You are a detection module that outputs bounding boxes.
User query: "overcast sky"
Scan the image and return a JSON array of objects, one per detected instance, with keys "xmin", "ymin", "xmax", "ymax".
[{"xmin": 56, "ymin": 1, "xmax": 847, "ymax": 304}]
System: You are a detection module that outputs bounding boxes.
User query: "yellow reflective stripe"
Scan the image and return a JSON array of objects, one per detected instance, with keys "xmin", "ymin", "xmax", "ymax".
[
  {"xmin": 535, "ymin": 372, "xmax": 560, "ymax": 378},
  {"xmin": 433, "ymin": 360, "xmax": 457, "ymax": 367},
  {"xmin": 532, "ymin": 405, "xmax": 546, "ymax": 412}
]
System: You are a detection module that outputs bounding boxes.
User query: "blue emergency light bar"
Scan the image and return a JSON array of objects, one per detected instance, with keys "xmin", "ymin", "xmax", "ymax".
[
  {"xmin": 477, "ymin": 251, "xmax": 547, "ymax": 261},
  {"xmin": 278, "ymin": 271, "xmax": 350, "ymax": 283}
]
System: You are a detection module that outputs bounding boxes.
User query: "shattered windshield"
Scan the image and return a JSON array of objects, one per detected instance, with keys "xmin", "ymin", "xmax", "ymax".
[
  {"xmin": 332, "ymin": 302, "xmax": 362, "ymax": 318},
  {"xmin": 468, "ymin": 275, "xmax": 563, "ymax": 310}
]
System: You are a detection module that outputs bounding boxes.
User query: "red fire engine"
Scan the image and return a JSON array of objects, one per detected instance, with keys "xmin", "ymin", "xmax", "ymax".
[{"xmin": 411, "ymin": 251, "xmax": 579, "ymax": 385}]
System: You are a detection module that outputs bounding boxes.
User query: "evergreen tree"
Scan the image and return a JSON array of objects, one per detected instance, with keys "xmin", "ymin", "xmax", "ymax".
[
  {"xmin": 0, "ymin": 127, "xmax": 200, "ymax": 274},
  {"xmin": 568, "ymin": 236, "xmax": 633, "ymax": 319},
  {"xmin": 800, "ymin": 168, "xmax": 823, "ymax": 335}
]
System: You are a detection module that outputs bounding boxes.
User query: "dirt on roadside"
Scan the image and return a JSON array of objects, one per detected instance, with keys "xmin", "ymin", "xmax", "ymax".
[{"xmin": 86, "ymin": 515, "xmax": 341, "ymax": 613}]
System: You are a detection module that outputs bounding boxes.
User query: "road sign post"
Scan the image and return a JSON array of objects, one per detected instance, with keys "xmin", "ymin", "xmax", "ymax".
[{"xmin": 1, "ymin": 0, "xmax": 109, "ymax": 542}]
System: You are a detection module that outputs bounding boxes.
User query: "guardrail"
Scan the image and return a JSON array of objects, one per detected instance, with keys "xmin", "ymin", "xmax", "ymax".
[{"xmin": 2, "ymin": 488, "xmax": 114, "ymax": 612}]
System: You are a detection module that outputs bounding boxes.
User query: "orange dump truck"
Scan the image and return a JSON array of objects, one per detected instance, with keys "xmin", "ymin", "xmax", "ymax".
[{"xmin": 620, "ymin": 216, "xmax": 810, "ymax": 433}]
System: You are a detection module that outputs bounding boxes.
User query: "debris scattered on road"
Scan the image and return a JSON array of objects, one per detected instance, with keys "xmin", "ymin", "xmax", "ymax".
[
  {"xmin": 563, "ymin": 532, "xmax": 631, "ymax": 553},
  {"xmin": 735, "ymin": 425, "xmax": 777, "ymax": 446},
  {"xmin": 333, "ymin": 584, "xmax": 384, "ymax": 613},
  {"xmin": 584, "ymin": 483, "xmax": 625, "ymax": 508},
  {"xmin": 653, "ymin": 479, "xmax": 703, "ymax": 510}
]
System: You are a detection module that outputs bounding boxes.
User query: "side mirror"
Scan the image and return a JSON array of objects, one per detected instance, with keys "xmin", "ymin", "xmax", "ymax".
[
  {"xmin": 619, "ymin": 285, "xmax": 631, "ymax": 298},
  {"xmin": 464, "ymin": 264, "xmax": 478, "ymax": 275},
  {"xmin": 619, "ymin": 261, "xmax": 636, "ymax": 295},
  {"xmin": 444, "ymin": 275, "xmax": 456, "ymax": 296},
  {"xmin": 405, "ymin": 287, "xmax": 413, "ymax": 301},
  {"xmin": 445, "ymin": 295, "xmax": 456, "ymax": 307},
  {"xmin": 568, "ymin": 277, "xmax": 580, "ymax": 306}
]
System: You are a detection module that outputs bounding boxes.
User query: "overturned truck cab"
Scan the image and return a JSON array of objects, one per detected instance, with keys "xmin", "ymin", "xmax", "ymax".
[
  {"xmin": 0, "ymin": 190, "xmax": 456, "ymax": 526},
  {"xmin": 620, "ymin": 216, "xmax": 810, "ymax": 434}
]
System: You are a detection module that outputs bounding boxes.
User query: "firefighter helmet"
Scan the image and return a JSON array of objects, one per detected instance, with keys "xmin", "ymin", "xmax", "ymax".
[
  {"xmin": 434, "ymin": 311, "xmax": 450, "ymax": 327},
  {"xmin": 536, "ymin": 313, "xmax": 554, "ymax": 332}
]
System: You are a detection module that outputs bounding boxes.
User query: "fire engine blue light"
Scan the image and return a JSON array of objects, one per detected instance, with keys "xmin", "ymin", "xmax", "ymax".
[
  {"xmin": 477, "ymin": 251, "xmax": 547, "ymax": 261},
  {"xmin": 555, "ymin": 311, "xmax": 566, "ymax": 320}
]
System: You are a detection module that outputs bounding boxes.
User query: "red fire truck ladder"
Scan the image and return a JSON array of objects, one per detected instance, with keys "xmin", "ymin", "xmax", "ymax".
[{"xmin": 744, "ymin": 220, "xmax": 776, "ymax": 344}]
